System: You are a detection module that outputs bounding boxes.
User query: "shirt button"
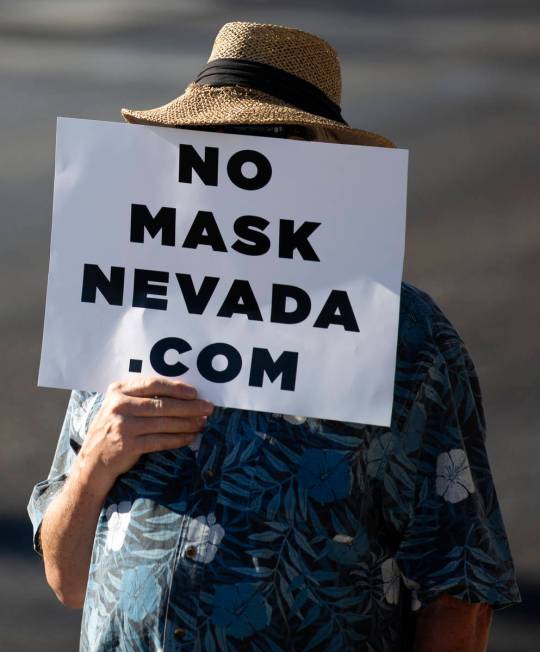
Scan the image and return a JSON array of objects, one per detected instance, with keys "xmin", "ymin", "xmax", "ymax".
[
  {"xmin": 184, "ymin": 545, "xmax": 197, "ymax": 560},
  {"xmin": 204, "ymin": 468, "xmax": 215, "ymax": 480},
  {"xmin": 174, "ymin": 627, "xmax": 187, "ymax": 640}
]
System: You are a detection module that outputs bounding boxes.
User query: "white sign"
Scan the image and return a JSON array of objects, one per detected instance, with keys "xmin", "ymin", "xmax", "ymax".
[{"xmin": 38, "ymin": 117, "xmax": 408, "ymax": 426}]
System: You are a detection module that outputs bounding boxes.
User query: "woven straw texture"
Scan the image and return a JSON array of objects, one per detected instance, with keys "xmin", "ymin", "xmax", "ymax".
[
  {"xmin": 208, "ymin": 22, "xmax": 341, "ymax": 104},
  {"xmin": 121, "ymin": 22, "xmax": 395, "ymax": 148}
]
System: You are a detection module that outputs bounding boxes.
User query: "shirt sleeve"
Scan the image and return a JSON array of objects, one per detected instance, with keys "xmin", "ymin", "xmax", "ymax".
[
  {"xmin": 26, "ymin": 390, "xmax": 102, "ymax": 556},
  {"xmin": 395, "ymin": 323, "xmax": 521, "ymax": 610}
]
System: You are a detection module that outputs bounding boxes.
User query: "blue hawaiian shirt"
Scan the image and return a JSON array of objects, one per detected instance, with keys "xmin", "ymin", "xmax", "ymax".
[{"xmin": 28, "ymin": 282, "xmax": 520, "ymax": 651}]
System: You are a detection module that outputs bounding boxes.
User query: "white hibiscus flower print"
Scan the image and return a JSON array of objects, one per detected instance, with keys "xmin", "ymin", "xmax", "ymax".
[
  {"xmin": 381, "ymin": 557, "xmax": 400, "ymax": 605},
  {"xmin": 182, "ymin": 512, "xmax": 225, "ymax": 564},
  {"xmin": 435, "ymin": 448, "xmax": 475, "ymax": 503},
  {"xmin": 105, "ymin": 501, "xmax": 131, "ymax": 552}
]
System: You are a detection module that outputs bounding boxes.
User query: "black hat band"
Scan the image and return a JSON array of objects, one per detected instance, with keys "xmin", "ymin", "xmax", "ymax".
[{"xmin": 194, "ymin": 58, "xmax": 347, "ymax": 125}]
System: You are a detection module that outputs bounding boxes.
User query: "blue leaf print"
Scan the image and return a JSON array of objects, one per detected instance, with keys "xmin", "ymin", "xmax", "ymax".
[
  {"xmin": 203, "ymin": 628, "xmax": 216, "ymax": 652},
  {"xmin": 231, "ymin": 565, "xmax": 273, "ymax": 579},
  {"xmin": 248, "ymin": 548, "xmax": 277, "ymax": 559},
  {"xmin": 279, "ymin": 575, "xmax": 294, "ymax": 608},
  {"xmin": 284, "ymin": 485, "xmax": 296, "ymax": 522},
  {"xmin": 297, "ymin": 604, "xmax": 321, "ymax": 631},
  {"xmin": 240, "ymin": 438, "xmax": 261, "ymax": 463},
  {"xmin": 265, "ymin": 451, "xmax": 290, "ymax": 473},
  {"xmin": 275, "ymin": 439, "xmax": 302, "ymax": 465},
  {"xmin": 293, "ymin": 530, "xmax": 317, "ymax": 559},
  {"xmin": 266, "ymin": 492, "xmax": 281, "ymax": 520},
  {"xmin": 250, "ymin": 531, "xmax": 283, "ymax": 543},
  {"xmin": 304, "ymin": 620, "xmax": 333, "ymax": 651},
  {"xmin": 469, "ymin": 546, "xmax": 498, "ymax": 565}
]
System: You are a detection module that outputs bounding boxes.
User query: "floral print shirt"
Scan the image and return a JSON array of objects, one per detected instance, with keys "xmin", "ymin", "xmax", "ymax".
[{"xmin": 28, "ymin": 282, "xmax": 520, "ymax": 651}]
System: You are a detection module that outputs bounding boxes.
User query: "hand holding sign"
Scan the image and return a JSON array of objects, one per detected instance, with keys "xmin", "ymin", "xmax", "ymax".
[{"xmin": 74, "ymin": 377, "xmax": 213, "ymax": 495}]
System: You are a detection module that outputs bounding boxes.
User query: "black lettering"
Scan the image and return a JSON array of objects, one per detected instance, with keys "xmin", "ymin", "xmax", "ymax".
[
  {"xmin": 270, "ymin": 284, "xmax": 311, "ymax": 324},
  {"xmin": 150, "ymin": 337, "xmax": 191, "ymax": 376},
  {"xmin": 178, "ymin": 144, "xmax": 218, "ymax": 186},
  {"xmin": 279, "ymin": 220, "xmax": 321, "ymax": 261},
  {"xmin": 227, "ymin": 150, "xmax": 272, "ymax": 191},
  {"xmin": 313, "ymin": 290, "xmax": 359, "ymax": 332},
  {"xmin": 182, "ymin": 210, "xmax": 227, "ymax": 252},
  {"xmin": 249, "ymin": 348, "xmax": 298, "ymax": 391},
  {"xmin": 130, "ymin": 204, "xmax": 175, "ymax": 246},
  {"xmin": 216, "ymin": 280, "xmax": 263, "ymax": 321},
  {"xmin": 197, "ymin": 342, "xmax": 242, "ymax": 383},
  {"xmin": 128, "ymin": 359, "xmax": 143, "ymax": 373},
  {"xmin": 175, "ymin": 274, "xmax": 219, "ymax": 314},
  {"xmin": 133, "ymin": 269, "xmax": 169, "ymax": 310},
  {"xmin": 81, "ymin": 264, "xmax": 124, "ymax": 305},
  {"xmin": 232, "ymin": 215, "xmax": 271, "ymax": 256}
]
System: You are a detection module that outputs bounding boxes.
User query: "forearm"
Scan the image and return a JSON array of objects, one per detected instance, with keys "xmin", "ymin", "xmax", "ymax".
[
  {"xmin": 414, "ymin": 593, "xmax": 492, "ymax": 652},
  {"xmin": 39, "ymin": 378, "xmax": 210, "ymax": 609},
  {"xmin": 41, "ymin": 456, "xmax": 112, "ymax": 609}
]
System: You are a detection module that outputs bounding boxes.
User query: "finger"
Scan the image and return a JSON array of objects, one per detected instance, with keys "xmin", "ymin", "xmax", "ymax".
[
  {"xmin": 118, "ymin": 396, "xmax": 214, "ymax": 418},
  {"xmin": 117, "ymin": 377, "xmax": 198, "ymax": 400},
  {"xmin": 128, "ymin": 415, "xmax": 208, "ymax": 436},
  {"xmin": 137, "ymin": 432, "xmax": 199, "ymax": 454}
]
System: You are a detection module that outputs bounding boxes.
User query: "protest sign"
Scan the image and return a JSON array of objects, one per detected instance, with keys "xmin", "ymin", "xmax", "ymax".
[{"xmin": 38, "ymin": 117, "xmax": 408, "ymax": 425}]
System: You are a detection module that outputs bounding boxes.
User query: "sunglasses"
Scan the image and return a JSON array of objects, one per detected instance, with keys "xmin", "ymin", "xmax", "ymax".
[{"xmin": 175, "ymin": 123, "xmax": 313, "ymax": 140}]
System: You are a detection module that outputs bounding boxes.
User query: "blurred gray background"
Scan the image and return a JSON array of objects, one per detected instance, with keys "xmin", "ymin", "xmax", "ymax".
[{"xmin": 1, "ymin": 1, "xmax": 539, "ymax": 650}]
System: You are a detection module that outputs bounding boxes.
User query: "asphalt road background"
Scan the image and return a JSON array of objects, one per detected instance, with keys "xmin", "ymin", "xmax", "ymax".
[{"xmin": 1, "ymin": 1, "xmax": 539, "ymax": 650}]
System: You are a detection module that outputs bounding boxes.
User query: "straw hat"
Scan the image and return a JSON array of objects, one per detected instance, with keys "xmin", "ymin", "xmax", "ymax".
[{"xmin": 121, "ymin": 21, "xmax": 394, "ymax": 148}]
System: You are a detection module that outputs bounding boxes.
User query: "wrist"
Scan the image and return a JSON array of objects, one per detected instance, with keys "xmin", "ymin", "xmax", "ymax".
[{"xmin": 70, "ymin": 450, "xmax": 116, "ymax": 500}]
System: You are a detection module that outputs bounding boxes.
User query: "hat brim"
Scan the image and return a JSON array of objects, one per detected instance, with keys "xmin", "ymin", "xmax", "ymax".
[{"xmin": 121, "ymin": 83, "xmax": 395, "ymax": 148}]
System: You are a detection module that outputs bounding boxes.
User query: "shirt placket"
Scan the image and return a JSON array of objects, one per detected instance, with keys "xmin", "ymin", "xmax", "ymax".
[{"xmin": 161, "ymin": 413, "xmax": 227, "ymax": 651}]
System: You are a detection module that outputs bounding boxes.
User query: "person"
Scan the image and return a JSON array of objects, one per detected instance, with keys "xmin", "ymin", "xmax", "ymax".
[{"xmin": 28, "ymin": 21, "xmax": 520, "ymax": 652}]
